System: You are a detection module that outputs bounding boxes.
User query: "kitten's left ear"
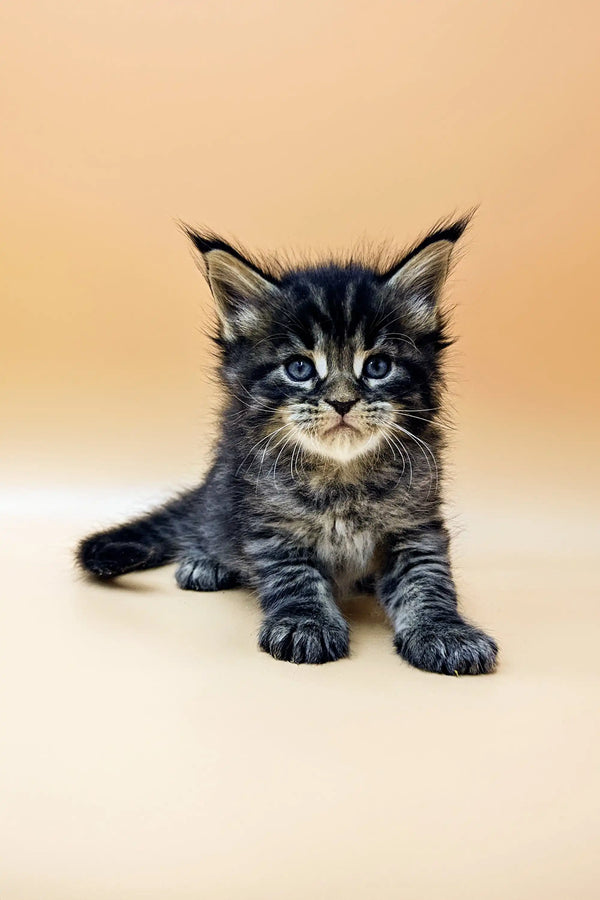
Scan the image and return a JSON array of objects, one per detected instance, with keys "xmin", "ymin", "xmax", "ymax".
[
  {"xmin": 183, "ymin": 227, "xmax": 281, "ymax": 341},
  {"xmin": 381, "ymin": 217, "xmax": 470, "ymax": 333}
]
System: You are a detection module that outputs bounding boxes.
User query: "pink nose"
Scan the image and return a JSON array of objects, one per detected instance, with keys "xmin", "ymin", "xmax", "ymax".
[{"xmin": 327, "ymin": 399, "xmax": 358, "ymax": 416}]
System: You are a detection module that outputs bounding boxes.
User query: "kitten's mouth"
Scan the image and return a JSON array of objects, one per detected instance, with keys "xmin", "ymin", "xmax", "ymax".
[
  {"xmin": 287, "ymin": 409, "xmax": 384, "ymax": 463},
  {"xmin": 323, "ymin": 421, "xmax": 360, "ymax": 437}
]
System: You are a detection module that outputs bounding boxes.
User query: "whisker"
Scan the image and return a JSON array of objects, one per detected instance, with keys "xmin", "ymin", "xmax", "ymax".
[
  {"xmin": 230, "ymin": 383, "xmax": 278, "ymax": 411},
  {"xmin": 227, "ymin": 391, "xmax": 277, "ymax": 414},
  {"xmin": 385, "ymin": 430, "xmax": 409, "ymax": 482},
  {"xmin": 235, "ymin": 423, "xmax": 291, "ymax": 476},
  {"xmin": 390, "ymin": 423, "xmax": 438, "ymax": 493},
  {"xmin": 402, "ymin": 406, "xmax": 444, "ymax": 413},
  {"xmin": 254, "ymin": 426, "xmax": 296, "ymax": 492},
  {"xmin": 377, "ymin": 331, "xmax": 419, "ymax": 350},
  {"xmin": 392, "ymin": 433, "xmax": 412, "ymax": 486},
  {"xmin": 270, "ymin": 429, "xmax": 296, "ymax": 483},
  {"xmin": 400, "ymin": 412, "xmax": 455, "ymax": 432},
  {"xmin": 381, "ymin": 434, "xmax": 396, "ymax": 460},
  {"xmin": 382, "ymin": 433, "xmax": 405, "ymax": 476}
]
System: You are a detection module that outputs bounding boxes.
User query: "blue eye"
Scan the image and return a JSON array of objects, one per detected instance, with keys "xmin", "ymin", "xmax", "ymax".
[
  {"xmin": 364, "ymin": 355, "xmax": 391, "ymax": 379},
  {"xmin": 285, "ymin": 357, "xmax": 316, "ymax": 382}
]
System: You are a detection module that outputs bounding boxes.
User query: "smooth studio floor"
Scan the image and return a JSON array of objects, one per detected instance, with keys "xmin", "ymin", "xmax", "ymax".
[{"xmin": 1, "ymin": 486, "xmax": 598, "ymax": 899}]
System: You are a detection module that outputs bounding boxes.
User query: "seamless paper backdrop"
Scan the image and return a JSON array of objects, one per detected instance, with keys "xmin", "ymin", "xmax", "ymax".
[
  {"xmin": 1, "ymin": 2, "xmax": 599, "ymax": 898},
  {"xmin": 3, "ymin": 0, "xmax": 599, "ymax": 510}
]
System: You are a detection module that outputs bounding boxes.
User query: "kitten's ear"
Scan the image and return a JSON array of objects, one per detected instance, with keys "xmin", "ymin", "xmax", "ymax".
[
  {"xmin": 381, "ymin": 218, "xmax": 470, "ymax": 333},
  {"xmin": 184, "ymin": 228, "xmax": 281, "ymax": 341}
]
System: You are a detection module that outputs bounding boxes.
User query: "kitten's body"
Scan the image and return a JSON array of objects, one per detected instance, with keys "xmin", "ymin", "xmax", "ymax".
[{"xmin": 78, "ymin": 220, "xmax": 498, "ymax": 674}]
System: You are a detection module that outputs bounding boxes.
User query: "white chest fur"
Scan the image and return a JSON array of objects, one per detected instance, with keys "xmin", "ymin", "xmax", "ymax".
[{"xmin": 314, "ymin": 513, "xmax": 376, "ymax": 579}]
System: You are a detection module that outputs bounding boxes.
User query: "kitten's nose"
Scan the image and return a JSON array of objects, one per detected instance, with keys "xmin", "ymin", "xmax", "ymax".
[{"xmin": 327, "ymin": 399, "xmax": 358, "ymax": 417}]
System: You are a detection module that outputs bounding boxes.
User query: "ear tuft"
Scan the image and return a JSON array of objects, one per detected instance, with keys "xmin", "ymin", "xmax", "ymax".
[
  {"xmin": 381, "ymin": 214, "xmax": 471, "ymax": 333},
  {"xmin": 181, "ymin": 226, "xmax": 280, "ymax": 341}
]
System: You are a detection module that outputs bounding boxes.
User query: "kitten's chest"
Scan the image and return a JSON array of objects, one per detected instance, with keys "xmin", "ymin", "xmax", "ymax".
[{"xmin": 312, "ymin": 509, "xmax": 377, "ymax": 578}]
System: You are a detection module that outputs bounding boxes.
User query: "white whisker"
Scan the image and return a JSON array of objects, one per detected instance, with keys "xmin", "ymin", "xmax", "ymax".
[
  {"xmin": 385, "ymin": 430, "xmax": 411, "ymax": 485},
  {"xmin": 390, "ymin": 422, "xmax": 438, "ymax": 493},
  {"xmin": 235, "ymin": 423, "xmax": 291, "ymax": 477},
  {"xmin": 270, "ymin": 429, "xmax": 296, "ymax": 483},
  {"xmin": 401, "ymin": 412, "xmax": 454, "ymax": 432}
]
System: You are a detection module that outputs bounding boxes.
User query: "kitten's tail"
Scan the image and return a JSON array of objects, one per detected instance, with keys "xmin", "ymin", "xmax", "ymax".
[{"xmin": 77, "ymin": 496, "xmax": 187, "ymax": 580}]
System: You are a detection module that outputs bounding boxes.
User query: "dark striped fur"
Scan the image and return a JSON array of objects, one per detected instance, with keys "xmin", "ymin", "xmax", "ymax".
[{"xmin": 77, "ymin": 218, "xmax": 498, "ymax": 674}]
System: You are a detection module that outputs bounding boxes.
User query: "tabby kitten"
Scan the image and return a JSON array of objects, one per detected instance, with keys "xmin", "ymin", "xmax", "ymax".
[{"xmin": 78, "ymin": 218, "xmax": 498, "ymax": 674}]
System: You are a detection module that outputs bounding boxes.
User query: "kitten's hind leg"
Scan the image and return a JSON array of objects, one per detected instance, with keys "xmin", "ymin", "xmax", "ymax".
[
  {"xmin": 78, "ymin": 511, "xmax": 178, "ymax": 579},
  {"xmin": 76, "ymin": 489, "xmax": 214, "ymax": 579},
  {"xmin": 175, "ymin": 553, "xmax": 240, "ymax": 592}
]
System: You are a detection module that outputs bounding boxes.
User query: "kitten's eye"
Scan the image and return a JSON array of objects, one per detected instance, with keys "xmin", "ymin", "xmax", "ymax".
[
  {"xmin": 364, "ymin": 354, "xmax": 391, "ymax": 379},
  {"xmin": 285, "ymin": 357, "xmax": 316, "ymax": 382}
]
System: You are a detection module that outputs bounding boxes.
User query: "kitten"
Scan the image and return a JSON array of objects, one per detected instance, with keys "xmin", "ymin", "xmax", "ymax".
[{"xmin": 77, "ymin": 218, "xmax": 498, "ymax": 674}]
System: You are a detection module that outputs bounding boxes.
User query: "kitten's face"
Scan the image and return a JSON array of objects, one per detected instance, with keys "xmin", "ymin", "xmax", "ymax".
[
  {"xmin": 186, "ymin": 222, "xmax": 467, "ymax": 467},
  {"xmin": 280, "ymin": 345, "xmax": 399, "ymax": 464},
  {"xmin": 258, "ymin": 310, "xmax": 429, "ymax": 464}
]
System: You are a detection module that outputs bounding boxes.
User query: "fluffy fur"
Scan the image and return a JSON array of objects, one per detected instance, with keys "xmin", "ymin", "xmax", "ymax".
[{"xmin": 77, "ymin": 217, "xmax": 498, "ymax": 674}]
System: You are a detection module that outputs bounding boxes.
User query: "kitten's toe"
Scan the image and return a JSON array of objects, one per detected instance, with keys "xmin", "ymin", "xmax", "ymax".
[
  {"xmin": 175, "ymin": 556, "xmax": 239, "ymax": 591},
  {"xmin": 258, "ymin": 616, "xmax": 350, "ymax": 664},
  {"xmin": 78, "ymin": 537, "xmax": 153, "ymax": 579},
  {"xmin": 395, "ymin": 619, "xmax": 498, "ymax": 675}
]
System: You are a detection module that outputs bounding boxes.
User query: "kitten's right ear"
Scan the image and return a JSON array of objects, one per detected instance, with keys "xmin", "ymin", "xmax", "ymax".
[{"xmin": 183, "ymin": 227, "xmax": 281, "ymax": 342}]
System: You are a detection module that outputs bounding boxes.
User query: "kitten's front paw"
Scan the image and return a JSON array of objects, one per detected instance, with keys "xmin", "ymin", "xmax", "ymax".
[
  {"xmin": 395, "ymin": 619, "xmax": 498, "ymax": 675},
  {"xmin": 259, "ymin": 616, "xmax": 350, "ymax": 665}
]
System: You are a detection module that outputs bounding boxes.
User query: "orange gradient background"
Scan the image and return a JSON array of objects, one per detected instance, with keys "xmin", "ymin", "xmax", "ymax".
[{"xmin": 2, "ymin": 2, "xmax": 599, "ymax": 898}]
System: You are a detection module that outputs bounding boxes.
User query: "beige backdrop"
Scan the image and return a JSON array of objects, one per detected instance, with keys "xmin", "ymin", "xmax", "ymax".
[{"xmin": 1, "ymin": 2, "xmax": 599, "ymax": 898}]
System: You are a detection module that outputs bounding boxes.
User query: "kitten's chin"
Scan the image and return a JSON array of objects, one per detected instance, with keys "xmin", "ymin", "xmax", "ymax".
[{"xmin": 297, "ymin": 427, "xmax": 384, "ymax": 464}]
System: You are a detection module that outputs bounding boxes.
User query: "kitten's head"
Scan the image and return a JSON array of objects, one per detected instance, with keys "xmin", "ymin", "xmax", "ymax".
[{"xmin": 185, "ymin": 218, "xmax": 469, "ymax": 466}]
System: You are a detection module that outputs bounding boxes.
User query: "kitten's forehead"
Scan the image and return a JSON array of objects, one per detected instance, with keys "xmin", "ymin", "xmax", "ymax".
[{"xmin": 278, "ymin": 267, "xmax": 381, "ymax": 349}]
